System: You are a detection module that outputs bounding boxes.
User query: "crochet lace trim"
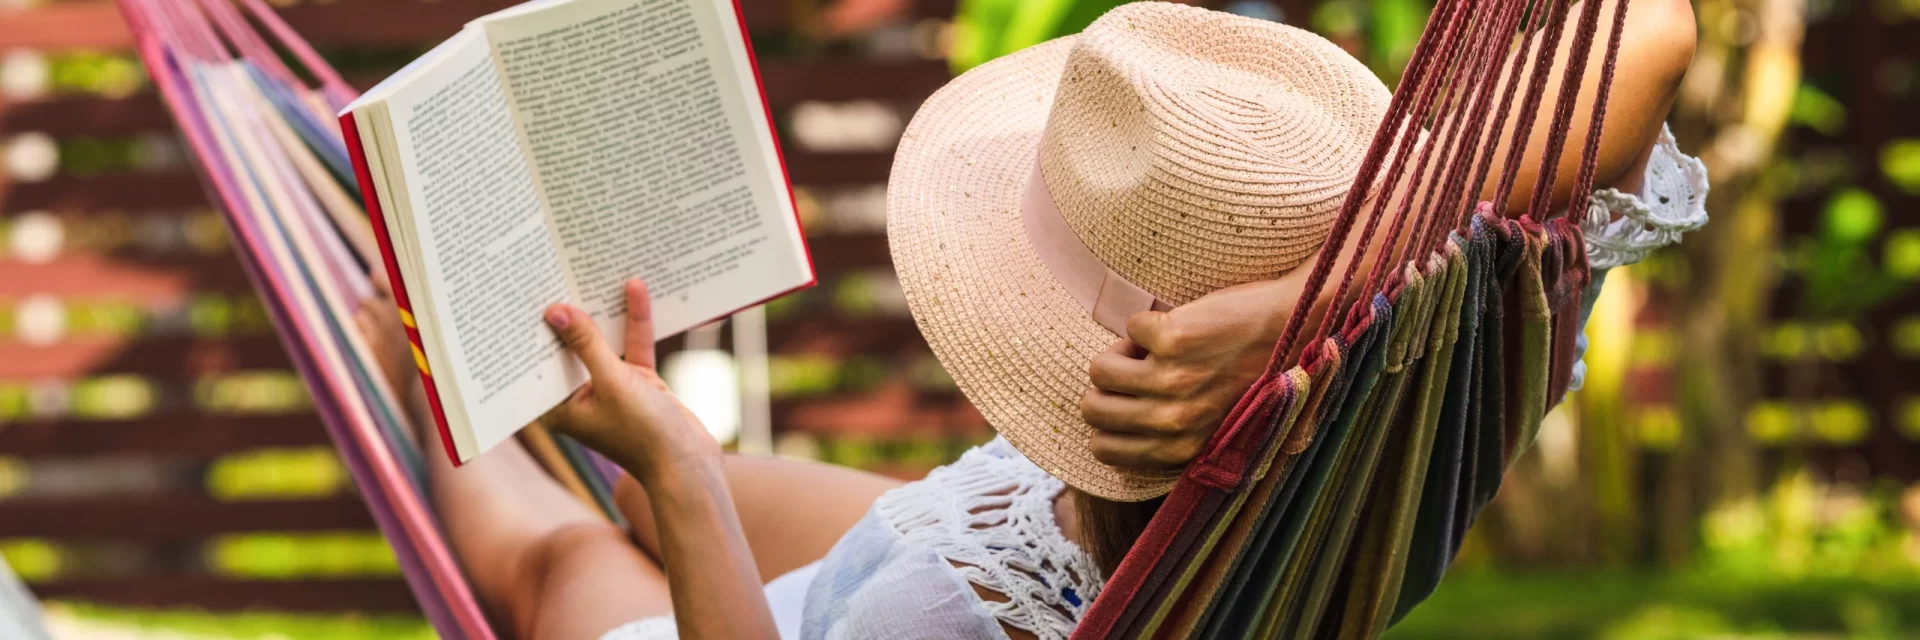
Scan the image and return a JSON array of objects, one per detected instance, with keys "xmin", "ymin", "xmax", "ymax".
[
  {"xmin": 1582, "ymin": 124, "xmax": 1711, "ymax": 270},
  {"xmin": 873, "ymin": 438, "xmax": 1104, "ymax": 640}
]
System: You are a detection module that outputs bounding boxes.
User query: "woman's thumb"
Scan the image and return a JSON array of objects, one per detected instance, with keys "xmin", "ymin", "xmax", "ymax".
[{"xmin": 545, "ymin": 304, "xmax": 624, "ymax": 380}]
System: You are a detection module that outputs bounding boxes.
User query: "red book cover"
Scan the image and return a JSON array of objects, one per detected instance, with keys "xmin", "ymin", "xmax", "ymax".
[
  {"xmin": 726, "ymin": 0, "xmax": 816, "ymax": 283},
  {"xmin": 339, "ymin": 110, "xmax": 464, "ymax": 467}
]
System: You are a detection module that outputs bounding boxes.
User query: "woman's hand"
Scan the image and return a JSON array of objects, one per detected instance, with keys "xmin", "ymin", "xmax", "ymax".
[
  {"xmin": 1080, "ymin": 278, "xmax": 1295, "ymax": 469},
  {"xmin": 1077, "ymin": 0, "xmax": 1696, "ymax": 474},
  {"xmin": 540, "ymin": 279, "xmax": 719, "ymax": 482},
  {"xmin": 543, "ymin": 278, "xmax": 777, "ymax": 639}
]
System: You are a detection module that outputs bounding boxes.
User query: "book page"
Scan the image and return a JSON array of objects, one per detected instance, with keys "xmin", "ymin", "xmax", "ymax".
[
  {"xmin": 480, "ymin": 0, "xmax": 810, "ymax": 347},
  {"xmin": 378, "ymin": 32, "xmax": 586, "ymax": 456}
]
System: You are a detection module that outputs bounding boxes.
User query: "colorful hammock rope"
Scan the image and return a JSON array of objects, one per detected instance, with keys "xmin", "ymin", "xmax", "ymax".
[
  {"xmin": 1072, "ymin": 0, "xmax": 1632, "ymax": 637},
  {"xmin": 115, "ymin": 1, "xmax": 610, "ymax": 636}
]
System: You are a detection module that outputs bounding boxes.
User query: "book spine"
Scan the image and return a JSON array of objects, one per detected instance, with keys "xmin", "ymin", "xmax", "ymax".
[{"xmin": 339, "ymin": 110, "xmax": 464, "ymax": 467}]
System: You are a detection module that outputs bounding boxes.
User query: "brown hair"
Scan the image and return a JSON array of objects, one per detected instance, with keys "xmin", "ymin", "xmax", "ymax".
[{"xmin": 1071, "ymin": 488, "xmax": 1164, "ymax": 575}]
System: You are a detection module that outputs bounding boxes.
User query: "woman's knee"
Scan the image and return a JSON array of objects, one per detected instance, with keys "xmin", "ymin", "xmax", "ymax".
[{"xmin": 506, "ymin": 521, "xmax": 662, "ymax": 637}]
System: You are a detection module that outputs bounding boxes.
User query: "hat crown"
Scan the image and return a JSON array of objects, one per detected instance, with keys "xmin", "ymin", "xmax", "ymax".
[{"xmin": 1037, "ymin": 2, "xmax": 1389, "ymax": 305}]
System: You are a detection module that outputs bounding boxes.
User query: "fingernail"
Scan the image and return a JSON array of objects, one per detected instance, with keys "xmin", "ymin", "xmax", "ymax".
[{"xmin": 545, "ymin": 308, "xmax": 570, "ymax": 330}]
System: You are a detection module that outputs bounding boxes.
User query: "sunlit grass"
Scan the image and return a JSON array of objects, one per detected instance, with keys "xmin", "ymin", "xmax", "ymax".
[
  {"xmin": 46, "ymin": 602, "xmax": 434, "ymax": 640},
  {"xmin": 1390, "ymin": 571, "xmax": 1920, "ymax": 639}
]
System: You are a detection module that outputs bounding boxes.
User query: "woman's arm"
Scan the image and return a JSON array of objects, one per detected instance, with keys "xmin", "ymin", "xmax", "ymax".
[
  {"xmin": 1082, "ymin": 0, "xmax": 1698, "ymax": 469},
  {"xmin": 540, "ymin": 280, "xmax": 778, "ymax": 640},
  {"xmin": 1475, "ymin": 0, "xmax": 1696, "ymax": 211}
]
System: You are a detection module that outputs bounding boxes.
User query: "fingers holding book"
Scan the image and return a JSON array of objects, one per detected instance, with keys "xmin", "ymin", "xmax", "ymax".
[
  {"xmin": 541, "ymin": 278, "xmax": 720, "ymax": 481},
  {"xmin": 621, "ymin": 279, "xmax": 657, "ymax": 370}
]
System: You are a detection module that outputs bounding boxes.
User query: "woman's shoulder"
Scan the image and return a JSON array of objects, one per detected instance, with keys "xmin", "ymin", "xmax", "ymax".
[{"xmin": 1627, "ymin": 0, "xmax": 1698, "ymax": 84}]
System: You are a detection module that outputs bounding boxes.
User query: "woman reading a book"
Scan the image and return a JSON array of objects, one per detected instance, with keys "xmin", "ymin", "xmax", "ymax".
[{"xmin": 358, "ymin": 2, "xmax": 1705, "ymax": 638}]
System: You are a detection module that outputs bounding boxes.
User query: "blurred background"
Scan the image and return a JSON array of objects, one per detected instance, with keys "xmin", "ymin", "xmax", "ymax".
[{"xmin": 0, "ymin": 0, "xmax": 1916, "ymax": 637}]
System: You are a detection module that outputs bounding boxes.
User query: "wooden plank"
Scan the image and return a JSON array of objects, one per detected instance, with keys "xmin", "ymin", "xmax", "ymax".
[
  {"xmin": 0, "ymin": 254, "xmax": 256, "ymax": 299},
  {"xmin": 802, "ymin": 232, "xmax": 896, "ymax": 278},
  {"xmin": 1, "ymin": 0, "xmax": 959, "ymax": 50},
  {"xmin": 772, "ymin": 388, "xmax": 977, "ymax": 437},
  {"xmin": 755, "ymin": 59, "xmax": 949, "ymax": 105},
  {"xmin": 270, "ymin": 0, "xmax": 519, "ymax": 48},
  {"xmin": 766, "ymin": 316, "xmax": 925, "ymax": 355},
  {"xmin": 4, "ymin": 172, "xmax": 209, "ymax": 211},
  {"xmin": 0, "ymin": 4, "xmax": 131, "ymax": 50},
  {"xmin": 340, "ymin": 65, "xmax": 939, "ymax": 108},
  {"xmin": 0, "ymin": 495, "xmax": 374, "ymax": 540},
  {"xmin": 0, "ymin": 336, "xmax": 288, "ymax": 379},
  {"xmin": 279, "ymin": 0, "xmax": 958, "ymax": 46},
  {"xmin": 336, "ymin": 59, "xmax": 946, "ymax": 114},
  {"xmin": 0, "ymin": 414, "xmax": 330, "ymax": 457},
  {"xmin": 0, "ymin": 95, "xmax": 173, "ymax": 137},
  {"xmin": 29, "ymin": 577, "xmax": 417, "ymax": 613},
  {"xmin": 786, "ymin": 151, "xmax": 894, "ymax": 186},
  {"xmin": 3, "ymin": 148, "xmax": 889, "ymax": 213},
  {"xmin": 6, "ymin": 61, "xmax": 945, "ymax": 136}
]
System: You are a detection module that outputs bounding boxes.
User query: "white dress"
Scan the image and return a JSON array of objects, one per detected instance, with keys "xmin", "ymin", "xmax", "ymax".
[
  {"xmin": 0, "ymin": 558, "xmax": 50, "ymax": 640},
  {"xmin": 603, "ymin": 437, "xmax": 1093, "ymax": 640},
  {"xmin": 601, "ymin": 126, "xmax": 1710, "ymax": 640},
  {"xmin": 1568, "ymin": 124, "xmax": 1710, "ymax": 391}
]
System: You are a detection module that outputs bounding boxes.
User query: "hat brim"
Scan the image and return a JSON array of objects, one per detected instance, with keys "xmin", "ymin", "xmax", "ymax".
[{"xmin": 888, "ymin": 36, "xmax": 1180, "ymax": 501}]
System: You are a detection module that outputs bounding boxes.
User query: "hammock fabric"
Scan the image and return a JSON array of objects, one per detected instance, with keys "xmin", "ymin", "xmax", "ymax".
[
  {"xmin": 119, "ymin": 0, "xmax": 1625, "ymax": 637},
  {"xmin": 1073, "ymin": 0, "xmax": 1632, "ymax": 637},
  {"xmin": 113, "ymin": 1, "xmax": 629, "ymax": 637}
]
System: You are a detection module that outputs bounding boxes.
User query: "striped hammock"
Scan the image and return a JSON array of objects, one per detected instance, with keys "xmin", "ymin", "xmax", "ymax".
[
  {"xmin": 115, "ymin": 1, "xmax": 624, "ymax": 637},
  {"xmin": 1074, "ymin": 0, "xmax": 1631, "ymax": 637}
]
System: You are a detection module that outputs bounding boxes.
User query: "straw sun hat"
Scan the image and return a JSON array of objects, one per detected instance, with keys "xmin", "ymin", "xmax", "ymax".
[{"xmin": 889, "ymin": 2, "xmax": 1389, "ymax": 500}]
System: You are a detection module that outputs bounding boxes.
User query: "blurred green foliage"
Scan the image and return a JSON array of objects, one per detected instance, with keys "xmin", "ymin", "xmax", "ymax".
[
  {"xmin": 1368, "ymin": 0, "xmax": 1429, "ymax": 80},
  {"xmin": 1883, "ymin": 229, "xmax": 1920, "ymax": 280},
  {"xmin": 1391, "ymin": 572, "xmax": 1920, "ymax": 639},
  {"xmin": 1883, "ymin": 139, "xmax": 1920, "ymax": 194},
  {"xmin": 45, "ymin": 52, "xmax": 146, "ymax": 98},
  {"xmin": 205, "ymin": 447, "xmax": 349, "ymax": 500},
  {"xmin": 0, "ymin": 539, "xmax": 62, "ymax": 581},
  {"xmin": 207, "ymin": 533, "xmax": 400, "ymax": 580},
  {"xmin": 1308, "ymin": 0, "xmax": 1429, "ymax": 81},
  {"xmin": 1793, "ymin": 188, "xmax": 1909, "ymax": 319},
  {"xmin": 1397, "ymin": 466, "xmax": 1920, "ymax": 638},
  {"xmin": 53, "ymin": 603, "xmax": 433, "ymax": 640},
  {"xmin": 1789, "ymin": 84, "xmax": 1848, "ymax": 136},
  {"xmin": 814, "ymin": 434, "xmax": 984, "ymax": 470},
  {"xmin": 1697, "ymin": 471, "xmax": 1918, "ymax": 582}
]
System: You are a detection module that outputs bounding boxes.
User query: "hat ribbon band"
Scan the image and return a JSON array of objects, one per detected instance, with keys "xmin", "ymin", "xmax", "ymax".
[{"xmin": 1020, "ymin": 158, "xmax": 1170, "ymax": 336}]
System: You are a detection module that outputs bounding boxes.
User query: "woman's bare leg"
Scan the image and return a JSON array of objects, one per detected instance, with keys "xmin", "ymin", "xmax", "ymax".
[
  {"xmin": 357, "ymin": 301, "xmax": 669, "ymax": 640},
  {"xmin": 433, "ymin": 440, "xmax": 672, "ymax": 639},
  {"xmin": 357, "ymin": 291, "xmax": 901, "ymax": 627},
  {"xmin": 616, "ymin": 454, "xmax": 905, "ymax": 580}
]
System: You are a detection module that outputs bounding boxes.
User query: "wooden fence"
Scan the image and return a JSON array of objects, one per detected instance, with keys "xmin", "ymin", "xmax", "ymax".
[{"xmin": 0, "ymin": 0, "xmax": 978, "ymax": 614}]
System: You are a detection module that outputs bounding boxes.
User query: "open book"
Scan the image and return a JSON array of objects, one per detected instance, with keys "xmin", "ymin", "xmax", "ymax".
[{"xmin": 340, "ymin": 0, "xmax": 812, "ymax": 465}]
